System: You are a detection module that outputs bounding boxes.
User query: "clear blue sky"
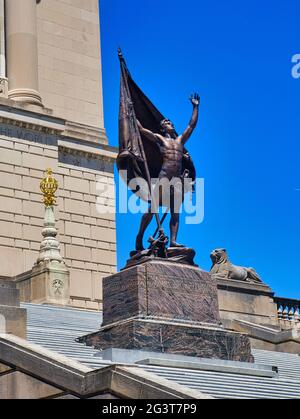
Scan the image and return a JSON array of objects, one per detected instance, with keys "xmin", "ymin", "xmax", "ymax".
[{"xmin": 100, "ymin": 0, "xmax": 300, "ymax": 298}]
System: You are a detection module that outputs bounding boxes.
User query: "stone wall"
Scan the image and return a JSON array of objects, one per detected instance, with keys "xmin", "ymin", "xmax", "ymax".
[
  {"xmin": 217, "ymin": 279, "xmax": 278, "ymax": 327},
  {"xmin": 0, "ymin": 105, "xmax": 117, "ymax": 309},
  {"xmin": 36, "ymin": 0, "xmax": 104, "ymax": 129},
  {"xmin": 0, "ymin": 0, "xmax": 117, "ymax": 309}
]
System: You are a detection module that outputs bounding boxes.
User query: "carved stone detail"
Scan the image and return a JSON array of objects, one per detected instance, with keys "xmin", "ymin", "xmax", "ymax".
[{"xmin": 211, "ymin": 248, "xmax": 263, "ymax": 284}]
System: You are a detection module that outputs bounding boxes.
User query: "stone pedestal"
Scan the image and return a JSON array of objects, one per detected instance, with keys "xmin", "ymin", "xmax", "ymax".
[
  {"xmin": 15, "ymin": 261, "xmax": 70, "ymax": 306},
  {"xmin": 103, "ymin": 261, "xmax": 221, "ymax": 326},
  {"xmin": 13, "ymin": 204, "xmax": 70, "ymax": 306},
  {"xmin": 79, "ymin": 261, "xmax": 254, "ymax": 363},
  {"xmin": 0, "ymin": 278, "xmax": 27, "ymax": 339},
  {"xmin": 217, "ymin": 278, "xmax": 278, "ymax": 327},
  {"xmin": 81, "ymin": 318, "xmax": 252, "ymax": 362}
]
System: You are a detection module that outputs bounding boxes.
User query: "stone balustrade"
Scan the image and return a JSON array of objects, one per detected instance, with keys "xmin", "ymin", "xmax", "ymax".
[{"xmin": 275, "ymin": 297, "xmax": 300, "ymax": 327}]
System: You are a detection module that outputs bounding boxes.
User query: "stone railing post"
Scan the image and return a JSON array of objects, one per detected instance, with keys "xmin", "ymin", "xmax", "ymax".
[{"xmin": 275, "ymin": 297, "xmax": 300, "ymax": 329}]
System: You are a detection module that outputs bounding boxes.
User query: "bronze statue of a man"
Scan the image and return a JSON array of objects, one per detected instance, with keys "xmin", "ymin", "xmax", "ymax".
[{"xmin": 135, "ymin": 93, "xmax": 200, "ymax": 251}]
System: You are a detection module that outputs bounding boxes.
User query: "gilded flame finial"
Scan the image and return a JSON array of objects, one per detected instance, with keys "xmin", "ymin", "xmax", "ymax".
[{"xmin": 40, "ymin": 168, "xmax": 58, "ymax": 207}]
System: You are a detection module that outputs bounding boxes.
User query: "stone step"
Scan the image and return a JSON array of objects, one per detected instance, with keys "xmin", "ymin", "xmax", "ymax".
[{"xmin": 20, "ymin": 302, "xmax": 300, "ymax": 399}]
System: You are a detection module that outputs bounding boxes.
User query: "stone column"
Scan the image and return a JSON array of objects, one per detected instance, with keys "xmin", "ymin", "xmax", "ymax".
[
  {"xmin": 0, "ymin": 0, "xmax": 7, "ymax": 97},
  {"xmin": 5, "ymin": 0, "xmax": 42, "ymax": 106}
]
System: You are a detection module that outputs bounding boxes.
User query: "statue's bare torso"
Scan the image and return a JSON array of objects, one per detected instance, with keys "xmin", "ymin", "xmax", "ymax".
[{"xmin": 154, "ymin": 135, "xmax": 184, "ymax": 179}]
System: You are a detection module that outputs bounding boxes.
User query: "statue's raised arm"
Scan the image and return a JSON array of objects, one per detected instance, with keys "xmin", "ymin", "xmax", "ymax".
[
  {"xmin": 181, "ymin": 93, "xmax": 200, "ymax": 145},
  {"xmin": 136, "ymin": 119, "xmax": 159, "ymax": 144}
]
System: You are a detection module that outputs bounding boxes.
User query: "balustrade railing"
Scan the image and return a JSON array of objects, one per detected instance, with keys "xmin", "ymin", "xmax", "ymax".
[{"xmin": 274, "ymin": 297, "xmax": 300, "ymax": 326}]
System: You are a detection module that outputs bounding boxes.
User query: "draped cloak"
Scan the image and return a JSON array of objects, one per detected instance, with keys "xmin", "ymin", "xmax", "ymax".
[{"xmin": 117, "ymin": 54, "xmax": 196, "ymax": 202}]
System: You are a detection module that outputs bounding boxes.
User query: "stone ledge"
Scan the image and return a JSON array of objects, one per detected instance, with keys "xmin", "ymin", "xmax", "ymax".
[
  {"xmin": 0, "ymin": 99, "xmax": 117, "ymax": 148},
  {"xmin": 78, "ymin": 318, "xmax": 254, "ymax": 363},
  {"xmin": 101, "ymin": 347, "xmax": 277, "ymax": 378},
  {"xmin": 63, "ymin": 121, "xmax": 109, "ymax": 145},
  {"xmin": 58, "ymin": 139, "xmax": 117, "ymax": 162},
  {"xmin": 232, "ymin": 319, "xmax": 300, "ymax": 345},
  {"xmin": 0, "ymin": 104, "xmax": 64, "ymax": 133},
  {"xmin": 0, "ymin": 97, "xmax": 54, "ymax": 116},
  {"xmin": 0, "ymin": 334, "xmax": 210, "ymax": 399},
  {"xmin": 137, "ymin": 358, "xmax": 277, "ymax": 378},
  {"xmin": 217, "ymin": 278, "xmax": 274, "ymax": 296}
]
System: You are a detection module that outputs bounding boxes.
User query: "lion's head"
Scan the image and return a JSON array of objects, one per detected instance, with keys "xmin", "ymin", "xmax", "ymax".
[{"xmin": 210, "ymin": 248, "xmax": 229, "ymax": 266}]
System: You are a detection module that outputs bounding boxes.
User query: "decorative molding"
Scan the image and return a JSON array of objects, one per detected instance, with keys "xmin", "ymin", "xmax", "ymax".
[
  {"xmin": 0, "ymin": 100, "xmax": 117, "ymax": 152},
  {"xmin": 0, "ymin": 108, "xmax": 64, "ymax": 135},
  {"xmin": 58, "ymin": 140, "xmax": 117, "ymax": 163},
  {"xmin": 36, "ymin": 206, "xmax": 64, "ymax": 266},
  {"xmin": 63, "ymin": 121, "xmax": 108, "ymax": 145},
  {"xmin": 8, "ymin": 88, "xmax": 43, "ymax": 107}
]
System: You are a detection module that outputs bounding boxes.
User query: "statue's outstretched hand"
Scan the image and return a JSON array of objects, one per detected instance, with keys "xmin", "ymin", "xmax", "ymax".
[{"xmin": 190, "ymin": 93, "xmax": 200, "ymax": 107}]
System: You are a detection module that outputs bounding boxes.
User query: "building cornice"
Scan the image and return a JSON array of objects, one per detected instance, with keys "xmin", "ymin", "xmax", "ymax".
[
  {"xmin": 59, "ymin": 140, "xmax": 117, "ymax": 162},
  {"xmin": 0, "ymin": 100, "xmax": 118, "ymax": 155}
]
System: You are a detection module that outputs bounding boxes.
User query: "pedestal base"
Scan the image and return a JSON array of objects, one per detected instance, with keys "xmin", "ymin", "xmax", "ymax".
[
  {"xmin": 79, "ymin": 261, "xmax": 254, "ymax": 363},
  {"xmin": 78, "ymin": 318, "xmax": 254, "ymax": 363},
  {"xmin": 126, "ymin": 247, "xmax": 196, "ymax": 269},
  {"xmin": 14, "ymin": 261, "xmax": 70, "ymax": 306},
  {"xmin": 102, "ymin": 261, "xmax": 221, "ymax": 326}
]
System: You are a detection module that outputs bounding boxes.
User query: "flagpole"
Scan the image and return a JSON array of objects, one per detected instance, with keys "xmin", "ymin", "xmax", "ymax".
[{"xmin": 118, "ymin": 49, "xmax": 163, "ymax": 235}]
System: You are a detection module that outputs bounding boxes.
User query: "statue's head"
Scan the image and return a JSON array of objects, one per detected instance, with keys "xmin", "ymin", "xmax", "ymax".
[
  {"xmin": 210, "ymin": 248, "xmax": 229, "ymax": 265},
  {"xmin": 160, "ymin": 119, "xmax": 176, "ymax": 136}
]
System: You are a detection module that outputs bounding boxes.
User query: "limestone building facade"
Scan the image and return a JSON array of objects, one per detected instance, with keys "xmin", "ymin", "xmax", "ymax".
[{"xmin": 0, "ymin": 0, "xmax": 117, "ymax": 310}]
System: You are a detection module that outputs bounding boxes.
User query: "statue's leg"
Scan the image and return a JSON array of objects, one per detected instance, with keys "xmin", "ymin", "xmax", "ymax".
[
  {"xmin": 169, "ymin": 183, "xmax": 184, "ymax": 248},
  {"xmin": 170, "ymin": 211, "xmax": 181, "ymax": 247},
  {"xmin": 247, "ymin": 268, "xmax": 263, "ymax": 283},
  {"xmin": 136, "ymin": 207, "xmax": 154, "ymax": 251}
]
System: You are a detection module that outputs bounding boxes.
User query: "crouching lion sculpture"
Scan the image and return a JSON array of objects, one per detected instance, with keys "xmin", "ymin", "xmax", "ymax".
[{"xmin": 210, "ymin": 248, "xmax": 263, "ymax": 284}]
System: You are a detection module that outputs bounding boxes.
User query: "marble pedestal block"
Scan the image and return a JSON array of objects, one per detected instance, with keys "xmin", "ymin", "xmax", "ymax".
[
  {"xmin": 102, "ymin": 261, "xmax": 222, "ymax": 326},
  {"xmin": 79, "ymin": 261, "xmax": 254, "ymax": 363},
  {"xmin": 79, "ymin": 318, "xmax": 253, "ymax": 362}
]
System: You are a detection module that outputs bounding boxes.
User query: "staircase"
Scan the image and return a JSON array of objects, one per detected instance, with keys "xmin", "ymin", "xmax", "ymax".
[{"xmin": 21, "ymin": 303, "xmax": 300, "ymax": 399}]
